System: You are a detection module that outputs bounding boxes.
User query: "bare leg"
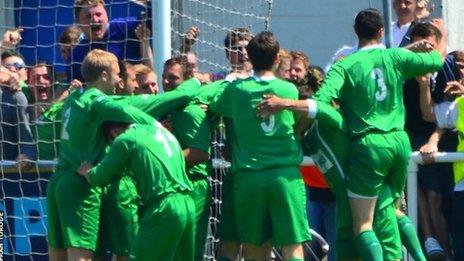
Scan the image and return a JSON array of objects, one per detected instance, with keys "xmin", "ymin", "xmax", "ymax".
[
  {"xmin": 217, "ymin": 241, "xmax": 241, "ymax": 260},
  {"xmin": 418, "ymin": 187, "xmax": 433, "ymax": 239},
  {"xmin": 281, "ymin": 244, "xmax": 304, "ymax": 260},
  {"xmin": 49, "ymin": 246, "xmax": 67, "ymax": 261},
  {"xmin": 67, "ymin": 247, "xmax": 93, "ymax": 261},
  {"xmin": 242, "ymin": 243, "xmax": 265, "ymax": 260},
  {"xmin": 427, "ymin": 190, "xmax": 451, "ymax": 256},
  {"xmin": 349, "ymin": 197, "xmax": 377, "ymax": 235}
]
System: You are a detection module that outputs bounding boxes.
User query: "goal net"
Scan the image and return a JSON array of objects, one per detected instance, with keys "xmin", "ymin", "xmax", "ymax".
[{"xmin": 0, "ymin": 0, "xmax": 273, "ymax": 259}]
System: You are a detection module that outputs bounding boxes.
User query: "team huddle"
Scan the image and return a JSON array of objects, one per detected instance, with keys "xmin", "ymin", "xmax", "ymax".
[{"xmin": 0, "ymin": 0, "xmax": 453, "ymax": 260}]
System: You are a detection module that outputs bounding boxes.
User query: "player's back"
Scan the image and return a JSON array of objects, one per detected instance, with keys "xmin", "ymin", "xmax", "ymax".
[
  {"xmin": 213, "ymin": 76, "xmax": 302, "ymax": 171},
  {"xmin": 330, "ymin": 47, "xmax": 442, "ymax": 135},
  {"xmin": 117, "ymin": 123, "xmax": 192, "ymax": 204}
]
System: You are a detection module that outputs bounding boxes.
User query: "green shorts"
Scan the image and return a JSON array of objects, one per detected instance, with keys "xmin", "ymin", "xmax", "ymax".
[
  {"xmin": 96, "ymin": 175, "xmax": 139, "ymax": 256},
  {"xmin": 303, "ymin": 105, "xmax": 400, "ymax": 260},
  {"xmin": 130, "ymin": 193, "xmax": 195, "ymax": 260},
  {"xmin": 234, "ymin": 166, "xmax": 311, "ymax": 246},
  {"xmin": 55, "ymin": 171, "xmax": 102, "ymax": 251},
  {"xmin": 348, "ymin": 130, "xmax": 411, "ymax": 197},
  {"xmin": 218, "ymin": 171, "xmax": 239, "ymax": 241},
  {"xmin": 47, "ymin": 170, "xmax": 67, "ymax": 249},
  {"xmin": 191, "ymin": 178, "xmax": 211, "ymax": 259}
]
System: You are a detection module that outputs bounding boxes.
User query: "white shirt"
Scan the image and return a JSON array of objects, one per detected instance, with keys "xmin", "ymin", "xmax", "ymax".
[
  {"xmin": 434, "ymin": 101, "xmax": 458, "ymax": 129},
  {"xmin": 391, "ymin": 21, "xmax": 412, "ymax": 47}
]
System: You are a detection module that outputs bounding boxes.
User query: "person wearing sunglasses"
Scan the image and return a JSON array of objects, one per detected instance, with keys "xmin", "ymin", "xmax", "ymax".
[{"xmin": 1, "ymin": 49, "xmax": 28, "ymax": 83}]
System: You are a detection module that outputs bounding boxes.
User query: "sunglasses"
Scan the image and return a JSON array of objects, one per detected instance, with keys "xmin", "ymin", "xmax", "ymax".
[{"xmin": 4, "ymin": 62, "xmax": 26, "ymax": 70}]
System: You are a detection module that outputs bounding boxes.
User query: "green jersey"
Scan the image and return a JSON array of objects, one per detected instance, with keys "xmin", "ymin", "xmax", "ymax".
[
  {"xmin": 192, "ymin": 80, "xmax": 228, "ymax": 105},
  {"xmin": 315, "ymin": 47, "xmax": 443, "ymax": 136},
  {"xmin": 58, "ymin": 87, "xmax": 154, "ymax": 171},
  {"xmin": 88, "ymin": 123, "xmax": 192, "ymax": 205},
  {"xmin": 210, "ymin": 76, "xmax": 302, "ymax": 171},
  {"xmin": 113, "ymin": 77, "xmax": 201, "ymax": 119},
  {"xmin": 32, "ymin": 102, "xmax": 64, "ymax": 160},
  {"xmin": 170, "ymin": 104, "xmax": 212, "ymax": 179}
]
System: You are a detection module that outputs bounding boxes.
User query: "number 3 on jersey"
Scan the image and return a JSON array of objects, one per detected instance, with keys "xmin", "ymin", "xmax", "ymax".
[{"xmin": 371, "ymin": 68, "xmax": 387, "ymax": 101}]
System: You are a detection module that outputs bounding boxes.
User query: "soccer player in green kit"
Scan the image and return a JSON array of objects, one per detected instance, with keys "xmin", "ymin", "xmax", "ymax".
[
  {"xmin": 46, "ymin": 49, "xmax": 155, "ymax": 261},
  {"xmin": 259, "ymin": 8, "xmax": 445, "ymax": 261},
  {"xmin": 209, "ymin": 31, "xmax": 311, "ymax": 260},
  {"xmin": 77, "ymin": 121, "xmax": 195, "ymax": 260},
  {"xmin": 160, "ymin": 56, "xmax": 212, "ymax": 260}
]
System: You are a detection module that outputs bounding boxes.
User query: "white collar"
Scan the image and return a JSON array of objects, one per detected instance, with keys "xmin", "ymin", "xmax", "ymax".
[
  {"xmin": 252, "ymin": 74, "xmax": 276, "ymax": 82},
  {"xmin": 358, "ymin": 44, "xmax": 386, "ymax": 52}
]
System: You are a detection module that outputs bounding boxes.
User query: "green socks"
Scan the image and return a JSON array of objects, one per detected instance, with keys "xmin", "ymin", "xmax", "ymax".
[
  {"xmin": 397, "ymin": 215, "xmax": 427, "ymax": 261},
  {"xmin": 355, "ymin": 230, "xmax": 383, "ymax": 261}
]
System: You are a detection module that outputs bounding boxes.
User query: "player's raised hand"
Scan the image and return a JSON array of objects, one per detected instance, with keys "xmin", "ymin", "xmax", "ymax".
[
  {"xmin": 2, "ymin": 28, "xmax": 24, "ymax": 48},
  {"xmin": 405, "ymin": 39, "xmax": 434, "ymax": 53},
  {"xmin": 78, "ymin": 161, "xmax": 92, "ymax": 182},
  {"xmin": 256, "ymin": 94, "xmax": 287, "ymax": 117}
]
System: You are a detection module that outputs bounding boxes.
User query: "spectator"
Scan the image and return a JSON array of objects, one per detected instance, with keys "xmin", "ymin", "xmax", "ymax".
[
  {"xmin": 27, "ymin": 62, "xmax": 63, "ymax": 160},
  {"xmin": 289, "ymin": 50, "xmax": 309, "ymax": 83},
  {"xmin": 419, "ymin": 60, "xmax": 464, "ymax": 260},
  {"xmin": 0, "ymin": 66, "xmax": 36, "ymax": 167},
  {"xmin": 391, "ymin": 0, "xmax": 432, "ymax": 47},
  {"xmin": 276, "ymin": 49, "xmax": 291, "ymax": 80},
  {"xmin": 133, "ymin": 63, "xmax": 158, "ymax": 95},
  {"xmin": 404, "ymin": 21, "xmax": 454, "ymax": 259},
  {"xmin": 1, "ymin": 50, "xmax": 28, "ymax": 85},
  {"xmin": 68, "ymin": 0, "xmax": 151, "ymax": 81},
  {"xmin": 59, "ymin": 25, "xmax": 83, "ymax": 63},
  {"xmin": 221, "ymin": 27, "xmax": 253, "ymax": 80}
]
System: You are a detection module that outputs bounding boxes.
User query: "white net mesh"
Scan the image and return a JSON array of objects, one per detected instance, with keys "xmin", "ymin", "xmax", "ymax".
[
  {"xmin": 171, "ymin": 0, "xmax": 273, "ymax": 72},
  {"xmin": 0, "ymin": 0, "xmax": 273, "ymax": 259}
]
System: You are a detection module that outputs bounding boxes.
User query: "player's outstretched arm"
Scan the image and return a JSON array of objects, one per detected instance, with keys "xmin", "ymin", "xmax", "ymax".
[{"xmin": 256, "ymin": 94, "xmax": 313, "ymax": 117}]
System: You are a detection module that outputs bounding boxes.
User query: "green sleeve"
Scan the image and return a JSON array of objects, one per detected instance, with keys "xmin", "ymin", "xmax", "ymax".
[
  {"xmin": 92, "ymin": 95, "xmax": 155, "ymax": 125},
  {"xmin": 314, "ymin": 62, "xmax": 346, "ymax": 103},
  {"xmin": 395, "ymin": 49, "xmax": 443, "ymax": 79},
  {"xmin": 88, "ymin": 137, "xmax": 129, "ymax": 186},
  {"xmin": 192, "ymin": 80, "xmax": 227, "ymax": 105},
  {"xmin": 171, "ymin": 104, "xmax": 211, "ymax": 154},
  {"xmin": 121, "ymin": 77, "xmax": 201, "ymax": 119},
  {"xmin": 209, "ymin": 84, "xmax": 233, "ymax": 117}
]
